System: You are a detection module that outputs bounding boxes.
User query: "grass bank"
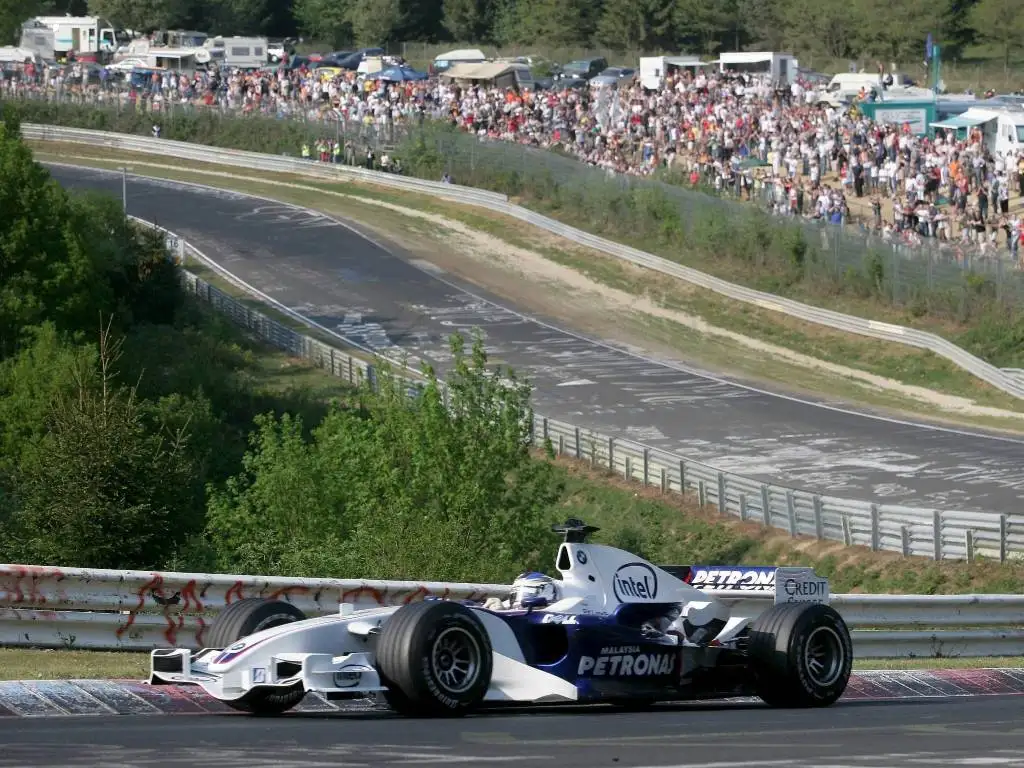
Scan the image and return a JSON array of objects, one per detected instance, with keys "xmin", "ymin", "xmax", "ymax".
[
  {"xmin": 9, "ymin": 97, "xmax": 1024, "ymax": 375},
  {"xmin": 32, "ymin": 143, "xmax": 1024, "ymax": 434}
]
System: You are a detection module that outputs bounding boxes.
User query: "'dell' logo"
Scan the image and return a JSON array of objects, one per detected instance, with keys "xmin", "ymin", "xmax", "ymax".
[{"xmin": 613, "ymin": 563, "xmax": 658, "ymax": 601}]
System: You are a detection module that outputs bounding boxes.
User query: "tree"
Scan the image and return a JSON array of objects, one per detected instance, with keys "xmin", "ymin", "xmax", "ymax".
[
  {"xmin": 2, "ymin": 324, "xmax": 198, "ymax": 569},
  {"xmin": 349, "ymin": 0, "xmax": 404, "ymax": 45},
  {"xmin": 442, "ymin": 0, "xmax": 491, "ymax": 42},
  {"xmin": 968, "ymin": 0, "xmax": 1024, "ymax": 71},
  {"xmin": 493, "ymin": 0, "xmax": 598, "ymax": 48},
  {"xmin": 206, "ymin": 334, "xmax": 562, "ymax": 583},
  {"xmin": 595, "ymin": 0, "xmax": 676, "ymax": 52},
  {"xmin": 293, "ymin": 0, "xmax": 354, "ymax": 47}
]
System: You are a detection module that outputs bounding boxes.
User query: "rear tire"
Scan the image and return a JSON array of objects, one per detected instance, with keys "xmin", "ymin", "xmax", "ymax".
[
  {"xmin": 207, "ymin": 598, "xmax": 308, "ymax": 716},
  {"xmin": 376, "ymin": 601, "xmax": 492, "ymax": 717},
  {"xmin": 748, "ymin": 602, "xmax": 852, "ymax": 708}
]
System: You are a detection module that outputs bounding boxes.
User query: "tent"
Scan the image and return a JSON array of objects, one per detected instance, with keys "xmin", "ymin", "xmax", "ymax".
[{"xmin": 368, "ymin": 65, "xmax": 427, "ymax": 82}]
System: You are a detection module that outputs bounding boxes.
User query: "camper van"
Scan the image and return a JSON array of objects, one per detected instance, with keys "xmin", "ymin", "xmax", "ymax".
[
  {"xmin": 19, "ymin": 21, "xmax": 55, "ymax": 60},
  {"xmin": 718, "ymin": 51, "xmax": 798, "ymax": 84},
  {"xmin": 32, "ymin": 16, "xmax": 121, "ymax": 62},
  {"xmin": 932, "ymin": 107, "xmax": 1024, "ymax": 157},
  {"xmin": 432, "ymin": 48, "xmax": 486, "ymax": 74},
  {"xmin": 639, "ymin": 55, "xmax": 704, "ymax": 90},
  {"xmin": 204, "ymin": 36, "xmax": 267, "ymax": 69}
]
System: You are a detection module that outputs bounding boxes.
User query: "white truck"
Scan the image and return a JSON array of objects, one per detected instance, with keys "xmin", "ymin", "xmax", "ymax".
[{"xmin": 31, "ymin": 16, "xmax": 120, "ymax": 63}]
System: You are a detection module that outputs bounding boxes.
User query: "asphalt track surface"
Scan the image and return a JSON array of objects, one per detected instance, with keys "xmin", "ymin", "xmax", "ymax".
[
  {"xmin": 48, "ymin": 165, "xmax": 1024, "ymax": 513},
  {"xmin": 1, "ymin": 695, "xmax": 1023, "ymax": 767}
]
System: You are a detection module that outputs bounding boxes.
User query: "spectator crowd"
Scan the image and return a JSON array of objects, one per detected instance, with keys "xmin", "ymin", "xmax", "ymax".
[{"xmin": 3, "ymin": 57, "xmax": 1023, "ymax": 259}]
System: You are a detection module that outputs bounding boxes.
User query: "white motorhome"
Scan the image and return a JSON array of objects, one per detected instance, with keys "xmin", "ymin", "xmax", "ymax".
[
  {"xmin": 204, "ymin": 36, "xmax": 267, "ymax": 69},
  {"xmin": 639, "ymin": 55, "xmax": 704, "ymax": 90},
  {"xmin": 0, "ymin": 47, "xmax": 44, "ymax": 66},
  {"xmin": 19, "ymin": 21, "xmax": 55, "ymax": 60},
  {"xmin": 32, "ymin": 16, "xmax": 120, "ymax": 62},
  {"xmin": 718, "ymin": 51, "xmax": 798, "ymax": 84},
  {"xmin": 932, "ymin": 106, "xmax": 1024, "ymax": 158},
  {"xmin": 432, "ymin": 48, "xmax": 486, "ymax": 74}
]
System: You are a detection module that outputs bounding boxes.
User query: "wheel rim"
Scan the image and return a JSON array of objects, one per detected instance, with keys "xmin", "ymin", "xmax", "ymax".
[
  {"xmin": 430, "ymin": 627, "xmax": 481, "ymax": 695},
  {"xmin": 804, "ymin": 626, "xmax": 845, "ymax": 688}
]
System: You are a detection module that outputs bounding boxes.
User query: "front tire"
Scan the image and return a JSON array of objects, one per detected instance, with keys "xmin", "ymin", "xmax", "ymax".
[
  {"xmin": 207, "ymin": 598, "xmax": 308, "ymax": 715},
  {"xmin": 748, "ymin": 602, "xmax": 852, "ymax": 708},
  {"xmin": 376, "ymin": 601, "xmax": 492, "ymax": 717}
]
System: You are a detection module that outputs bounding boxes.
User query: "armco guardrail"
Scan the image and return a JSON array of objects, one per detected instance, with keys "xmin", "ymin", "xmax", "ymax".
[
  {"xmin": 23, "ymin": 123, "xmax": 1024, "ymax": 401},
  {"xmin": 1, "ymin": 565, "xmax": 1021, "ymax": 658},
  {"xmin": 135, "ymin": 218, "xmax": 1022, "ymax": 562}
]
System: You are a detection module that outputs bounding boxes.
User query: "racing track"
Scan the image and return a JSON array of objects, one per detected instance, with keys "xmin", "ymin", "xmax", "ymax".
[
  {"xmin": 48, "ymin": 165, "xmax": 1024, "ymax": 513},
  {"xmin": 1, "ymin": 695, "xmax": 1023, "ymax": 766}
]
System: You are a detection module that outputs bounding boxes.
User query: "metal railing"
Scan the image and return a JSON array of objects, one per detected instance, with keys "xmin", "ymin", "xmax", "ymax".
[
  {"xmin": 141, "ymin": 218, "xmax": 1023, "ymax": 562},
  {"xmin": 9, "ymin": 87, "xmax": 1024, "ymax": 318},
  {"xmin": 23, "ymin": 124, "xmax": 1024, "ymax": 402},
  {"xmin": 1, "ymin": 563, "xmax": 1021, "ymax": 658}
]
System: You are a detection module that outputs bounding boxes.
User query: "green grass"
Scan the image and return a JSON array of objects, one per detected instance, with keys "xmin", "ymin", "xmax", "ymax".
[{"xmin": 31, "ymin": 143, "xmax": 1024, "ymax": 435}]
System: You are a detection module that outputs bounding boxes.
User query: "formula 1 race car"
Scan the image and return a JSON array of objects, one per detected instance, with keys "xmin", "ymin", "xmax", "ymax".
[{"xmin": 149, "ymin": 519, "xmax": 852, "ymax": 716}]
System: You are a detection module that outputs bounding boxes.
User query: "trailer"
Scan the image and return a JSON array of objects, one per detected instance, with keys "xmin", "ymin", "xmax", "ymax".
[
  {"xmin": 204, "ymin": 36, "xmax": 268, "ymax": 69},
  {"xmin": 717, "ymin": 51, "xmax": 798, "ymax": 85},
  {"xmin": 32, "ymin": 16, "xmax": 120, "ymax": 63}
]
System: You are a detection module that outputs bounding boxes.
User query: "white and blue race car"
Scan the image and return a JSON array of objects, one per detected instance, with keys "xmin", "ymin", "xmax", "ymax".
[{"xmin": 149, "ymin": 519, "xmax": 852, "ymax": 716}]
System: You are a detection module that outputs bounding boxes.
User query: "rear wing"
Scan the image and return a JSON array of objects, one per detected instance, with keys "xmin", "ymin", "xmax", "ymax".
[{"xmin": 660, "ymin": 565, "xmax": 830, "ymax": 605}]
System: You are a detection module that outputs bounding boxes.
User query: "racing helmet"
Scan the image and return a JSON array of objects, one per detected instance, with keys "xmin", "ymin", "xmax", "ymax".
[{"xmin": 509, "ymin": 572, "xmax": 559, "ymax": 609}]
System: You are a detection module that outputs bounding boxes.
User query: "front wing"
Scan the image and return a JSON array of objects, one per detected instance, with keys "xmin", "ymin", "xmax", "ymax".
[
  {"xmin": 150, "ymin": 645, "xmax": 582, "ymax": 705},
  {"xmin": 150, "ymin": 647, "xmax": 385, "ymax": 701}
]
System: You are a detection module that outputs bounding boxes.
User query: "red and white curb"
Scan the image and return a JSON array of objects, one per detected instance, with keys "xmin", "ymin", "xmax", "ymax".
[{"xmin": 0, "ymin": 670, "xmax": 1019, "ymax": 717}]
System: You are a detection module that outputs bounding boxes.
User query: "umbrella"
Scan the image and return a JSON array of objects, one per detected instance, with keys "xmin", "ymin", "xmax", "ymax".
[{"xmin": 370, "ymin": 66, "xmax": 428, "ymax": 82}]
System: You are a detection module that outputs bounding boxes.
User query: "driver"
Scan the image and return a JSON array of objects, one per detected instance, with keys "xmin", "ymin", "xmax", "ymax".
[{"xmin": 482, "ymin": 572, "xmax": 560, "ymax": 611}]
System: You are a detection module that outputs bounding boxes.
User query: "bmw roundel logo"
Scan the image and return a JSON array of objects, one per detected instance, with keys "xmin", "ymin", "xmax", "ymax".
[{"xmin": 576, "ymin": 550, "xmax": 588, "ymax": 564}]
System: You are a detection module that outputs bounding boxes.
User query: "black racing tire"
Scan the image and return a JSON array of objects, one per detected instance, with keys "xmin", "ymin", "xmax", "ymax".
[
  {"xmin": 748, "ymin": 602, "xmax": 852, "ymax": 708},
  {"xmin": 376, "ymin": 601, "xmax": 492, "ymax": 717},
  {"xmin": 207, "ymin": 598, "xmax": 308, "ymax": 716}
]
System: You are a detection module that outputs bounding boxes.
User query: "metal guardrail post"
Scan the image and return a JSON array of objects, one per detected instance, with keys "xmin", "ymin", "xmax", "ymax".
[
  {"xmin": 842, "ymin": 515, "xmax": 852, "ymax": 546},
  {"xmin": 786, "ymin": 491, "xmax": 797, "ymax": 537},
  {"xmin": 870, "ymin": 504, "xmax": 880, "ymax": 551},
  {"xmin": 625, "ymin": 456, "xmax": 632, "ymax": 482},
  {"xmin": 643, "ymin": 449, "xmax": 649, "ymax": 487},
  {"xmin": 608, "ymin": 438, "xmax": 614, "ymax": 471},
  {"xmin": 901, "ymin": 526, "xmax": 910, "ymax": 557},
  {"xmin": 574, "ymin": 427, "xmax": 581, "ymax": 459},
  {"xmin": 542, "ymin": 417, "xmax": 549, "ymax": 444},
  {"xmin": 557, "ymin": 435, "xmax": 564, "ymax": 455},
  {"xmin": 698, "ymin": 480, "xmax": 707, "ymax": 507},
  {"xmin": 813, "ymin": 496, "xmax": 823, "ymax": 540},
  {"xmin": 678, "ymin": 460, "xmax": 685, "ymax": 493},
  {"xmin": 717, "ymin": 472, "xmax": 726, "ymax": 514},
  {"xmin": 739, "ymin": 493, "xmax": 748, "ymax": 520},
  {"xmin": 1000, "ymin": 515, "xmax": 1008, "ymax": 563},
  {"xmin": 760, "ymin": 485, "xmax": 771, "ymax": 527},
  {"xmin": 933, "ymin": 511, "xmax": 942, "ymax": 561},
  {"xmin": 660, "ymin": 468, "xmax": 667, "ymax": 493},
  {"xmin": 966, "ymin": 530, "xmax": 975, "ymax": 563}
]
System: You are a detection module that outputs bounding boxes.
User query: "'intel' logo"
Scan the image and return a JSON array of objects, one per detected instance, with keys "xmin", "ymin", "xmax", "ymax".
[{"xmin": 613, "ymin": 563, "xmax": 658, "ymax": 602}]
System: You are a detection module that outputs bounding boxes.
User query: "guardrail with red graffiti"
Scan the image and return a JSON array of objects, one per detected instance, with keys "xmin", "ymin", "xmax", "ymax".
[
  {"xmin": 0, "ymin": 564, "xmax": 503, "ymax": 651},
  {"xmin": 3, "ymin": 564, "xmax": 1024, "ymax": 658}
]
